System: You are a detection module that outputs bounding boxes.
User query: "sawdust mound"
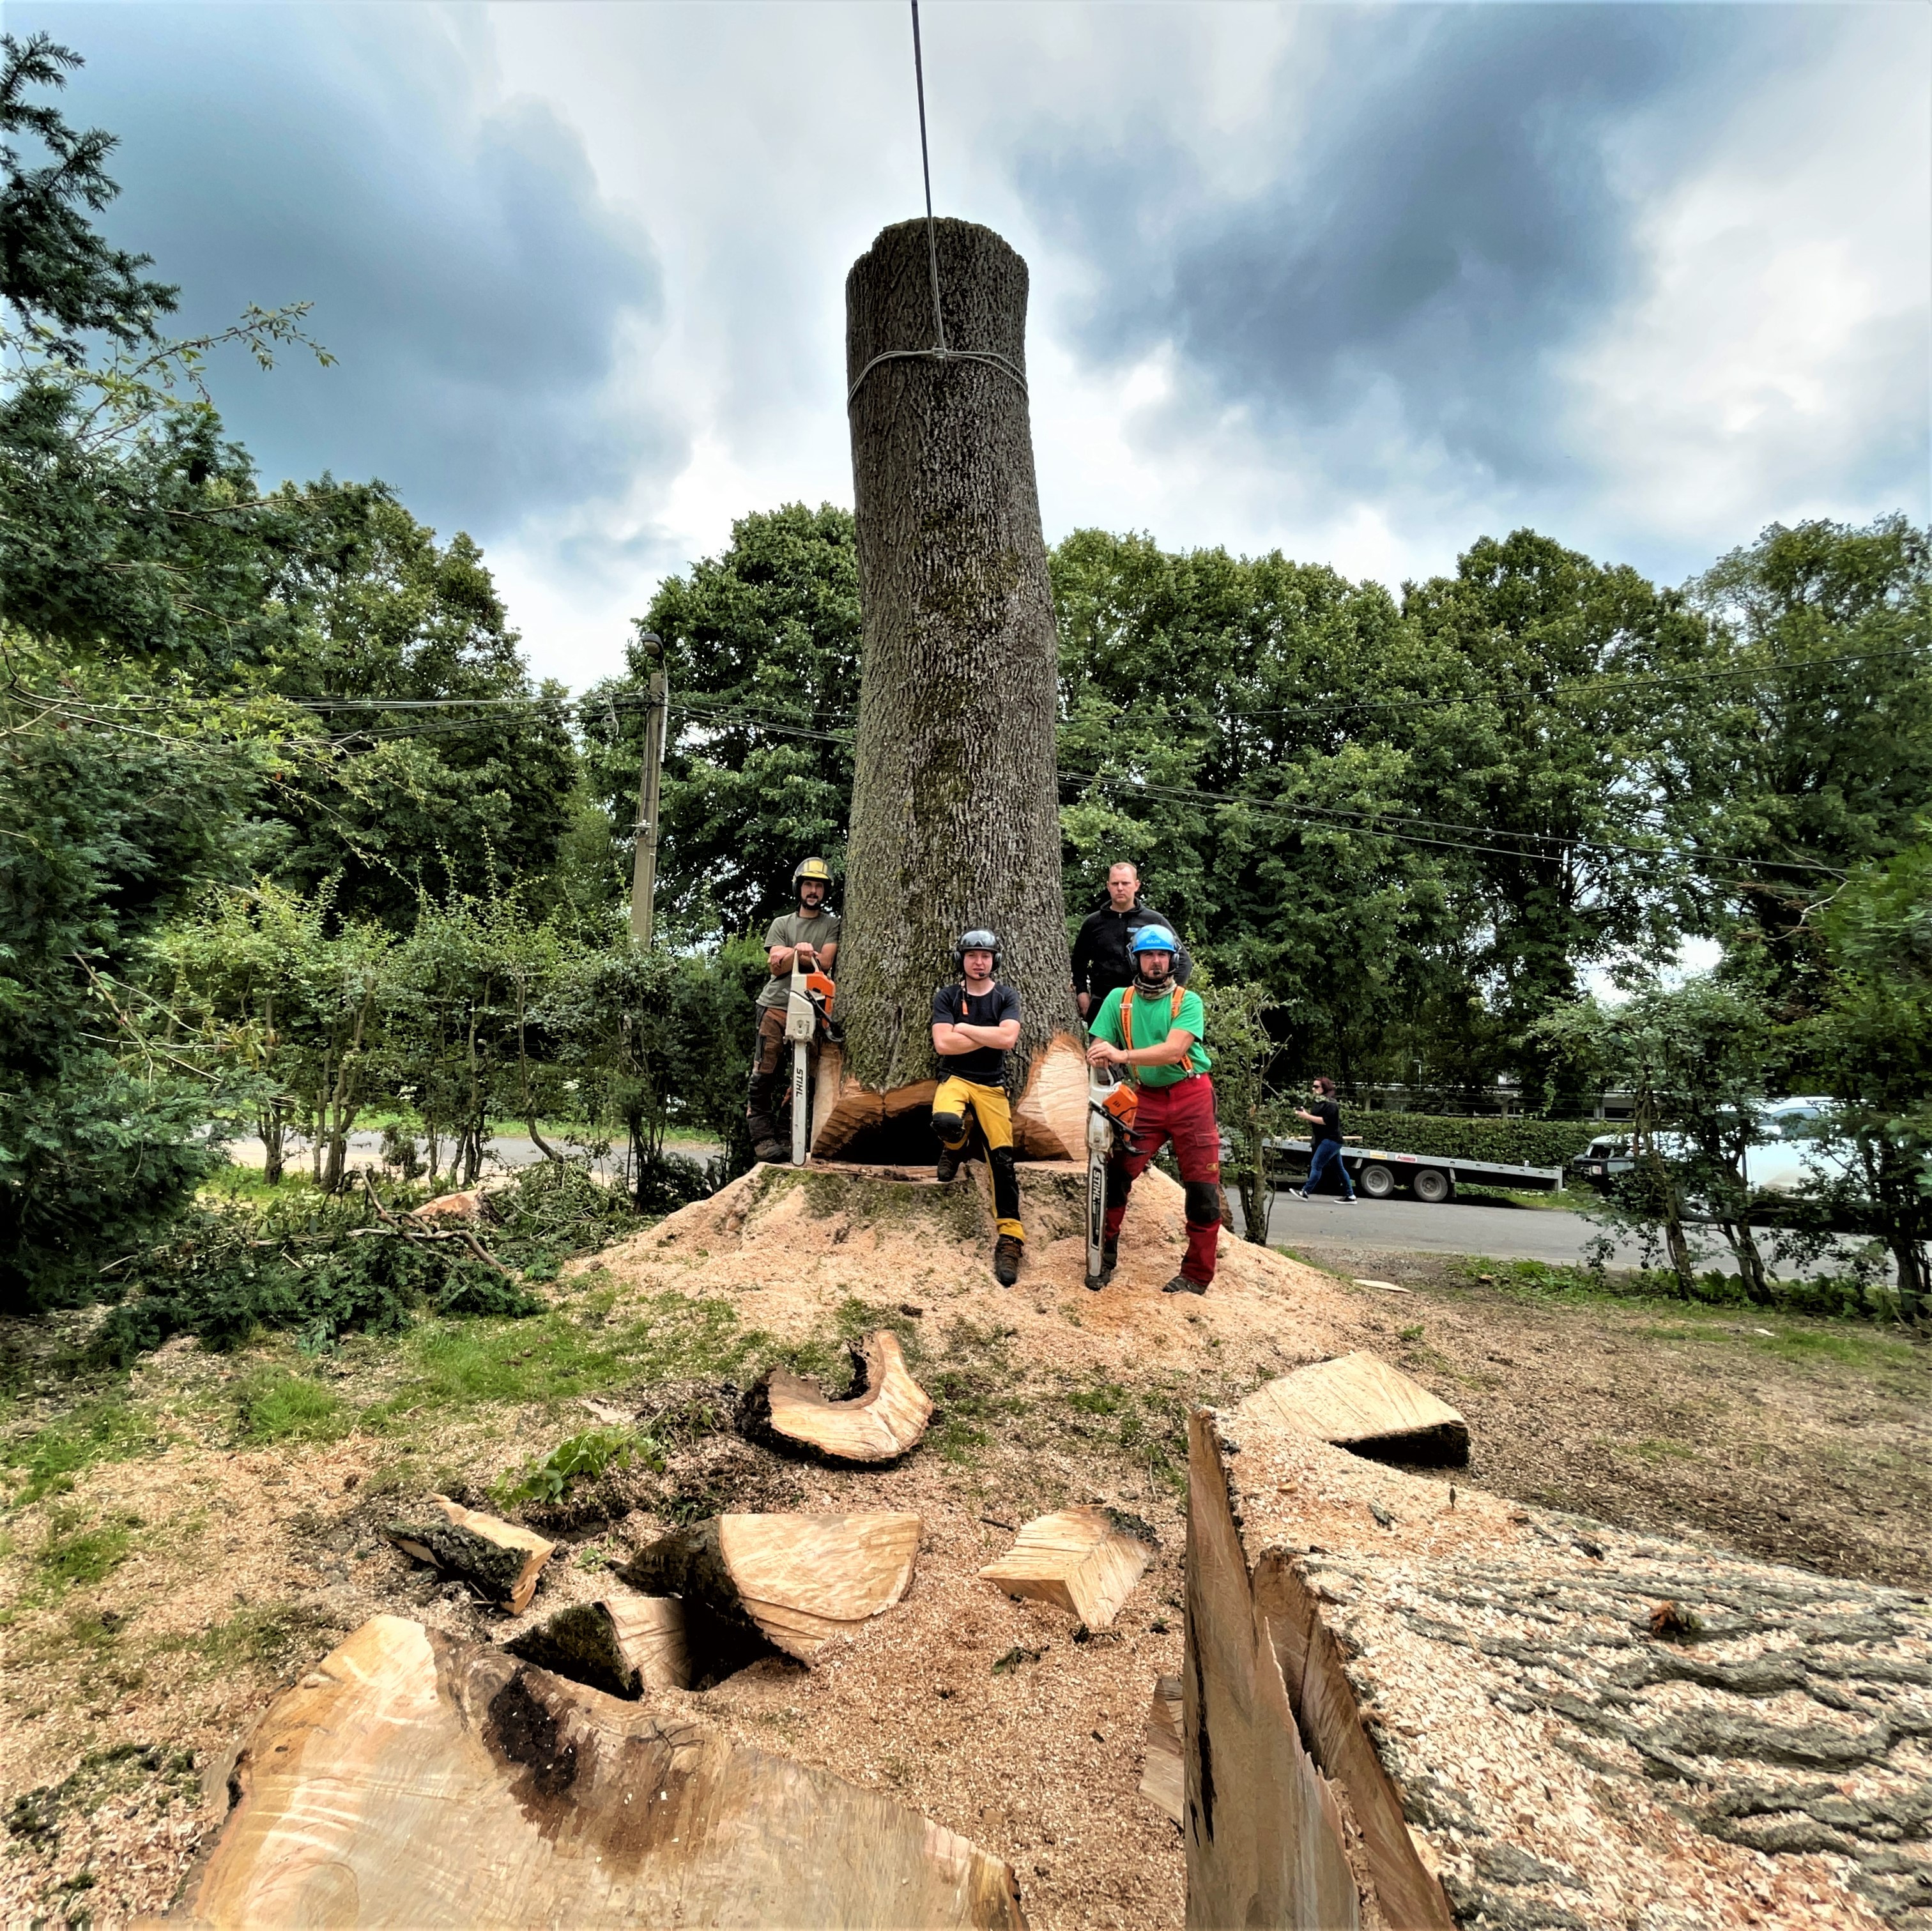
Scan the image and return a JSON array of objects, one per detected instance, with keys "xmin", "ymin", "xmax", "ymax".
[{"xmin": 588, "ymin": 1162, "xmax": 1360, "ymax": 1383}]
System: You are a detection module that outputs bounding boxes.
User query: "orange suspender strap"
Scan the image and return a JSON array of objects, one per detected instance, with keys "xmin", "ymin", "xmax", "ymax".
[{"xmin": 1118, "ymin": 983, "xmax": 1188, "ymax": 1085}]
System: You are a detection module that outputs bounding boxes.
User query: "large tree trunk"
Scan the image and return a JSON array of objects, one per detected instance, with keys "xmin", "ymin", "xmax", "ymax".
[{"xmin": 827, "ymin": 218, "xmax": 1081, "ymax": 1162}]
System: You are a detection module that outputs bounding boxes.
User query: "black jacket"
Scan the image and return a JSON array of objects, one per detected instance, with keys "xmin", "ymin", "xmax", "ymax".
[{"xmin": 1070, "ymin": 898, "xmax": 1193, "ymax": 1000}]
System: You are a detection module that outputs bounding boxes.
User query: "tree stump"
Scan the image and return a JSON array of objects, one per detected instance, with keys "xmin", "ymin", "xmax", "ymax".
[
  {"xmin": 619, "ymin": 1511, "xmax": 922, "ymax": 1667},
  {"xmin": 977, "ymin": 1506, "xmax": 1156, "ymax": 1631},
  {"xmin": 1234, "ymin": 1350, "xmax": 1469, "ymax": 1466},
  {"xmin": 740, "ymin": 1329, "xmax": 933, "ymax": 1463},
  {"xmin": 387, "ymin": 1495, "xmax": 554, "ymax": 1612},
  {"xmin": 176, "ymin": 1615, "xmax": 1025, "ymax": 1927},
  {"xmin": 827, "ymin": 218, "xmax": 1080, "ymax": 1159}
]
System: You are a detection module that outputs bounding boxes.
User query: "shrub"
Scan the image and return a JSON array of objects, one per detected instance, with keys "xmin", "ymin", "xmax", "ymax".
[{"xmin": 1333, "ymin": 1113, "xmax": 1602, "ymax": 1170}]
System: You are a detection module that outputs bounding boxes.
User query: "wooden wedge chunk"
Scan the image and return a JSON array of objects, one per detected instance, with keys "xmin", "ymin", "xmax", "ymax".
[
  {"xmin": 177, "ymin": 1615, "xmax": 1025, "ymax": 1928},
  {"xmin": 387, "ymin": 1494, "xmax": 554, "ymax": 1612},
  {"xmin": 1236, "ymin": 1349, "xmax": 1469, "ymax": 1466},
  {"xmin": 620, "ymin": 1511, "xmax": 921, "ymax": 1665},
  {"xmin": 503, "ymin": 1592, "xmax": 689, "ymax": 1698},
  {"xmin": 1138, "ymin": 1672, "xmax": 1184, "ymax": 1824},
  {"xmin": 742, "ymin": 1329, "xmax": 933, "ymax": 1463},
  {"xmin": 977, "ymin": 1506, "xmax": 1154, "ymax": 1631}
]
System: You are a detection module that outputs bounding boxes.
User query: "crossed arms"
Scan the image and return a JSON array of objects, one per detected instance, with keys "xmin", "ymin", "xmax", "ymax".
[{"xmin": 932, "ymin": 1014, "xmax": 1020, "ymax": 1057}]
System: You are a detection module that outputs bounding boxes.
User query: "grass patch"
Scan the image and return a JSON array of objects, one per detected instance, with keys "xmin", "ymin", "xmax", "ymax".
[
  {"xmin": 2, "ymin": 1394, "xmax": 162, "ymax": 1509},
  {"xmin": 36, "ymin": 1507, "xmax": 138, "ymax": 1591},
  {"xmin": 233, "ymin": 1368, "xmax": 349, "ymax": 1445},
  {"xmin": 493, "ymin": 1427, "xmax": 663, "ymax": 1509}
]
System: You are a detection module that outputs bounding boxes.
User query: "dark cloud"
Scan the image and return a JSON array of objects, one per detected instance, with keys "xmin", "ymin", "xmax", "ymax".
[
  {"xmin": 22, "ymin": 3, "xmax": 678, "ymax": 537},
  {"xmin": 1018, "ymin": 4, "xmax": 1834, "ymax": 493}
]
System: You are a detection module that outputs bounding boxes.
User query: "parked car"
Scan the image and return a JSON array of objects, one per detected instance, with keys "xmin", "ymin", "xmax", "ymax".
[{"xmin": 1568, "ymin": 1099, "xmax": 1852, "ymax": 1200}]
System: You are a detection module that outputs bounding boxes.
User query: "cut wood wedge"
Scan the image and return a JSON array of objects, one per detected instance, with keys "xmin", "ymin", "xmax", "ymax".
[
  {"xmin": 174, "ymin": 1615, "xmax": 1025, "ymax": 1928},
  {"xmin": 387, "ymin": 1494, "xmax": 554, "ymax": 1612},
  {"xmin": 503, "ymin": 1592, "xmax": 689, "ymax": 1698},
  {"xmin": 1139, "ymin": 1673, "xmax": 1184, "ymax": 1824},
  {"xmin": 977, "ymin": 1506, "xmax": 1154, "ymax": 1631},
  {"xmin": 1236, "ymin": 1349, "xmax": 1469, "ymax": 1466},
  {"xmin": 742, "ymin": 1329, "xmax": 933, "ymax": 1463},
  {"xmin": 620, "ymin": 1512, "xmax": 921, "ymax": 1665}
]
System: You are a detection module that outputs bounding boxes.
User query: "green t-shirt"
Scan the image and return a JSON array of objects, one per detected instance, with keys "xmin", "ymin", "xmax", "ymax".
[
  {"xmin": 756, "ymin": 908, "xmax": 841, "ymax": 1009},
  {"xmin": 1091, "ymin": 984, "xmax": 1211, "ymax": 1087}
]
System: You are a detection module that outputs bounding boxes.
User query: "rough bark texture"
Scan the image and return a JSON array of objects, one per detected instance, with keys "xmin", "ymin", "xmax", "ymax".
[
  {"xmin": 839, "ymin": 218, "xmax": 1077, "ymax": 1110},
  {"xmin": 174, "ymin": 1615, "xmax": 1025, "ymax": 1928},
  {"xmin": 740, "ymin": 1329, "xmax": 934, "ymax": 1464},
  {"xmin": 1235, "ymin": 1351, "xmax": 1470, "ymax": 1468},
  {"xmin": 1186, "ymin": 1403, "xmax": 1932, "ymax": 1929},
  {"xmin": 387, "ymin": 1495, "xmax": 553, "ymax": 1613}
]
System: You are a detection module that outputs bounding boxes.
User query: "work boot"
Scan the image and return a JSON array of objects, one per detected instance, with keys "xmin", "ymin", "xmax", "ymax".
[
  {"xmin": 935, "ymin": 1142, "xmax": 965, "ymax": 1184},
  {"xmin": 752, "ymin": 1137, "xmax": 788, "ymax": 1165},
  {"xmin": 1161, "ymin": 1273, "xmax": 1207, "ymax": 1296},
  {"xmin": 993, "ymin": 1235, "xmax": 1023, "ymax": 1287},
  {"xmin": 1087, "ymin": 1239, "xmax": 1118, "ymax": 1291}
]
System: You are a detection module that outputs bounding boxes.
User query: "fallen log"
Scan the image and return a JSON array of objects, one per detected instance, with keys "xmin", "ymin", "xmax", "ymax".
[
  {"xmin": 619, "ymin": 1511, "xmax": 921, "ymax": 1665},
  {"xmin": 503, "ymin": 1592, "xmax": 689, "ymax": 1698},
  {"xmin": 1139, "ymin": 1673, "xmax": 1184, "ymax": 1825},
  {"xmin": 977, "ymin": 1506, "xmax": 1154, "ymax": 1631},
  {"xmin": 741, "ymin": 1329, "xmax": 933, "ymax": 1463},
  {"xmin": 1235, "ymin": 1349, "xmax": 1468, "ymax": 1466},
  {"xmin": 173, "ymin": 1615, "xmax": 1025, "ymax": 1928},
  {"xmin": 387, "ymin": 1495, "xmax": 554, "ymax": 1613}
]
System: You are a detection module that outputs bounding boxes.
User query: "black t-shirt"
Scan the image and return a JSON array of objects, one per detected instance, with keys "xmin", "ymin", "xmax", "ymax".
[
  {"xmin": 931, "ymin": 981, "xmax": 1021, "ymax": 1083},
  {"xmin": 1310, "ymin": 1099, "xmax": 1342, "ymax": 1145}
]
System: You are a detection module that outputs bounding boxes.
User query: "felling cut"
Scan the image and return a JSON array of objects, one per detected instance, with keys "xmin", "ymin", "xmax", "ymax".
[
  {"xmin": 619, "ymin": 1511, "xmax": 921, "ymax": 1665},
  {"xmin": 503, "ymin": 1592, "xmax": 690, "ymax": 1698},
  {"xmin": 171, "ymin": 1615, "xmax": 1026, "ymax": 1929},
  {"xmin": 387, "ymin": 1494, "xmax": 554, "ymax": 1612},
  {"xmin": 977, "ymin": 1506, "xmax": 1155, "ymax": 1631},
  {"xmin": 740, "ymin": 1328, "xmax": 933, "ymax": 1463},
  {"xmin": 1234, "ymin": 1348, "xmax": 1469, "ymax": 1465}
]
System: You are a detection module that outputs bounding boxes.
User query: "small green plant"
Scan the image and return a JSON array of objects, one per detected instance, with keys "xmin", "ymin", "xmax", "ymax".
[
  {"xmin": 1399, "ymin": 1323, "xmax": 1425, "ymax": 1341},
  {"xmin": 494, "ymin": 1428, "xmax": 662, "ymax": 1508}
]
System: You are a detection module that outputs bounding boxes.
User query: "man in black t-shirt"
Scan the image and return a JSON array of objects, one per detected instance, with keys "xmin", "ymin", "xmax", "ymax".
[
  {"xmin": 1291, "ymin": 1075, "xmax": 1356, "ymax": 1201},
  {"xmin": 931, "ymin": 929, "xmax": 1025, "ymax": 1285}
]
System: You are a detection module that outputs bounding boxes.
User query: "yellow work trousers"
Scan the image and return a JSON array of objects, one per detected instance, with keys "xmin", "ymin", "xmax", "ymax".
[{"xmin": 933, "ymin": 1074, "xmax": 1023, "ymax": 1240}]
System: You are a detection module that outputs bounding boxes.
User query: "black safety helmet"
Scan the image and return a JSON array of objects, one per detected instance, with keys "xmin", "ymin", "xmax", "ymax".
[{"xmin": 954, "ymin": 928, "xmax": 1000, "ymax": 975}]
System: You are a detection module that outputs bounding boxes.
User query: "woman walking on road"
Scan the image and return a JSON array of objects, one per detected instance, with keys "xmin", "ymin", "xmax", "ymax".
[{"xmin": 1292, "ymin": 1076, "xmax": 1355, "ymax": 1201}]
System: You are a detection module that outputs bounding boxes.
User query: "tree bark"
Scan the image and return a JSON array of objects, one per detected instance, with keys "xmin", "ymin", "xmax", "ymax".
[{"xmin": 834, "ymin": 218, "xmax": 1078, "ymax": 1140}]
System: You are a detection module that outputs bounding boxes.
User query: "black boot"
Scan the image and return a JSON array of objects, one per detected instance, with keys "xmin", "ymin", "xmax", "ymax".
[
  {"xmin": 993, "ymin": 1234, "xmax": 1023, "ymax": 1286},
  {"xmin": 936, "ymin": 1142, "xmax": 965, "ymax": 1184}
]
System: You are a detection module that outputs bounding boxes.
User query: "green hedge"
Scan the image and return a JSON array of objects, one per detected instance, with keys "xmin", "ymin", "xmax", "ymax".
[{"xmin": 1331, "ymin": 1113, "xmax": 1602, "ymax": 1172}]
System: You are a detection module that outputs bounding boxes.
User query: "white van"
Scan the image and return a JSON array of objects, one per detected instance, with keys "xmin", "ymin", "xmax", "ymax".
[{"xmin": 1569, "ymin": 1099, "xmax": 1853, "ymax": 1197}]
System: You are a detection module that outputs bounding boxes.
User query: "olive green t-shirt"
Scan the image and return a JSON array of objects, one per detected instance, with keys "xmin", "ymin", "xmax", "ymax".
[{"xmin": 755, "ymin": 908, "xmax": 842, "ymax": 1009}]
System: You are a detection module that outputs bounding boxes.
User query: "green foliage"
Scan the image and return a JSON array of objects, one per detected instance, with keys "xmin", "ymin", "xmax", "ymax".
[
  {"xmin": 231, "ymin": 1369, "xmax": 348, "ymax": 1445},
  {"xmin": 1, "ymin": 1394, "xmax": 159, "ymax": 1508},
  {"xmin": 1206, "ymin": 977, "xmax": 1287, "ymax": 1244},
  {"xmin": 36, "ymin": 1507, "xmax": 135, "ymax": 1589},
  {"xmin": 1339, "ymin": 1113, "xmax": 1602, "ymax": 1169},
  {"xmin": 493, "ymin": 1426, "xmax": 661, "ymax": 1509},
  {"xmin": 583, "ymin": 503, "xmax": 861, "ymax": 942}
]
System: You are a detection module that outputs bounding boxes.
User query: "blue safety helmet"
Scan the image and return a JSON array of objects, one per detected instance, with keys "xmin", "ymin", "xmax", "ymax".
[{"xmin": 1129, "ymin": 926, "xmax": 1179, "ymax": 956}]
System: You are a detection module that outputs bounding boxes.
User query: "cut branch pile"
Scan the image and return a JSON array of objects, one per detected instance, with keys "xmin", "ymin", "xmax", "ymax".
[
  {"xmin": 387, "ymin": 1495, "xmax": 554, "ymax": 1613},
  {"xmin": 504, "ymin": 1592, "xmax": 690, "ymax": 1698},
  {"xmin": 1235, "ymin": 1348, "xmax": 1469, "ymax": 1465},
  {"xmin": 977, "ymin": 1506, "xmax": 1156, "ymax": 1631},
  {"xmin": 619, "ymin": 1511, "xmax": 922, "ymax": 1667},
  {"xmin": 178, "ymin": 1615, "xmax": 1026, "ymax": 1928},
  {"xmin": 740, "ymin": 1329, "xmax": 933, "ymax": 1463}
]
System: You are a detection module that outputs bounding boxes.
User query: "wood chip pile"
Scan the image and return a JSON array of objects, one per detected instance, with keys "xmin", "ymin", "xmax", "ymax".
[{"xmin": 1190, "ymin": 1403, "xmax": 1932, "ymax": 1930}]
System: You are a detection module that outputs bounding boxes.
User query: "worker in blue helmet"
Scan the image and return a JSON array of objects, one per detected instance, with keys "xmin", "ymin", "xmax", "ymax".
[{"xmin": 1084, "ymin": 924, "xmax": 1220, "ymax": 1294}]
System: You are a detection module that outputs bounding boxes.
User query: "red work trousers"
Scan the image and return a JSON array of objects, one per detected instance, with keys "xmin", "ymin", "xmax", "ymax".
[{"xmin": 1101, "ymin": 1072, "xmax": 1222, "ymax": 1286}]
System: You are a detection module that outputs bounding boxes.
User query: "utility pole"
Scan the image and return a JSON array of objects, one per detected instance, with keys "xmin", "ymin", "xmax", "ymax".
[{"xmin": 628, "ymin": 631, "xmax": 668, "ymax": 948}]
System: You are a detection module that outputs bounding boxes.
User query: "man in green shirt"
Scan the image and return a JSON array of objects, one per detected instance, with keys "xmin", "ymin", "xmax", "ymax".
[
  {"xmin": 746, "ymin": 857, "xmax": 840, "ymax": 1163},
  {"xmin": 1084, "ymin": 926, "xmax": 1221, "ymax": 1294}
]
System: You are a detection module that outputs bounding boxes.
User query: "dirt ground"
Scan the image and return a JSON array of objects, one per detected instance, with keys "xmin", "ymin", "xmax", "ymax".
[{"xmin": 1, "ymin": 1160, "xmax": 1926, "ymax": 1927}]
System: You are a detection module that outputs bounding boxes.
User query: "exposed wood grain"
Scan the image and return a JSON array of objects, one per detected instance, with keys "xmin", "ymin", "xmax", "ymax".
[
  {"xmin": 172, "ymin": 1615, "xmax": 1025, "ymax": 1928},
  {"xmin": 1139, "ymin": 1674, "xmax": 1184, "ymax": 1825},
  {"xmin": 387, "ymin": 1494, "xmax": 553, "ymax": 1612},
  {"xmin": 504, "ymin": 1592, "xmax": 689, "ymax": 1698},
  {"xmin": 978, "ymin": 1506, "xmax": 1155, "ymax": 1631},
  {"xmin": 1236, "ymin": 1350, "xmax": 1469, "ymax": 1467},
  {"xmin": 744, "ymin": 1329, "xmax": 933, "ymax": 1463}
]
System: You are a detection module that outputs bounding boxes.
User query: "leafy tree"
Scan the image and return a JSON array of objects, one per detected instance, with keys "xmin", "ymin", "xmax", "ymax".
[
  {"xmin": 1202, "ymin": 977, "xmax": 1285, "ymax": 1246},
  {"xmin": 583, "ymin": 503, "xmax": 861, "ymax": 941}
]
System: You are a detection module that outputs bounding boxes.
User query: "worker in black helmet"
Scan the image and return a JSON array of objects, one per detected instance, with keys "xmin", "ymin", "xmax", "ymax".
[
  {"xmin": 930, "ymin": 929, "xmax": 1025, "ymax": 1286},
  {"xmin": 746, "ymin": 857, "xmax": 840, "ymax": 1164}
]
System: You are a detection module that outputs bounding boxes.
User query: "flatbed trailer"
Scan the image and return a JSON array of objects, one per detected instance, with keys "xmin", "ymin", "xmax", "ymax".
[{"xmin": 1265, "ymin": 1136, "xmax": 1565, "ymax": 1203}]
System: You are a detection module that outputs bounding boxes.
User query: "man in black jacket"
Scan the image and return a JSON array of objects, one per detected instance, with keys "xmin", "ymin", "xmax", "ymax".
[{"xmin": 1070, "ymin": 862, "xmax": 1193, "ymax": 1018}]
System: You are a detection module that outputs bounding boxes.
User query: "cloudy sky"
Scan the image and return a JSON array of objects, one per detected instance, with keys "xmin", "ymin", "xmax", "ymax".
[{"xmin": 15, "ymin": 1, "xmax": 1928, "ymax": 691}]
